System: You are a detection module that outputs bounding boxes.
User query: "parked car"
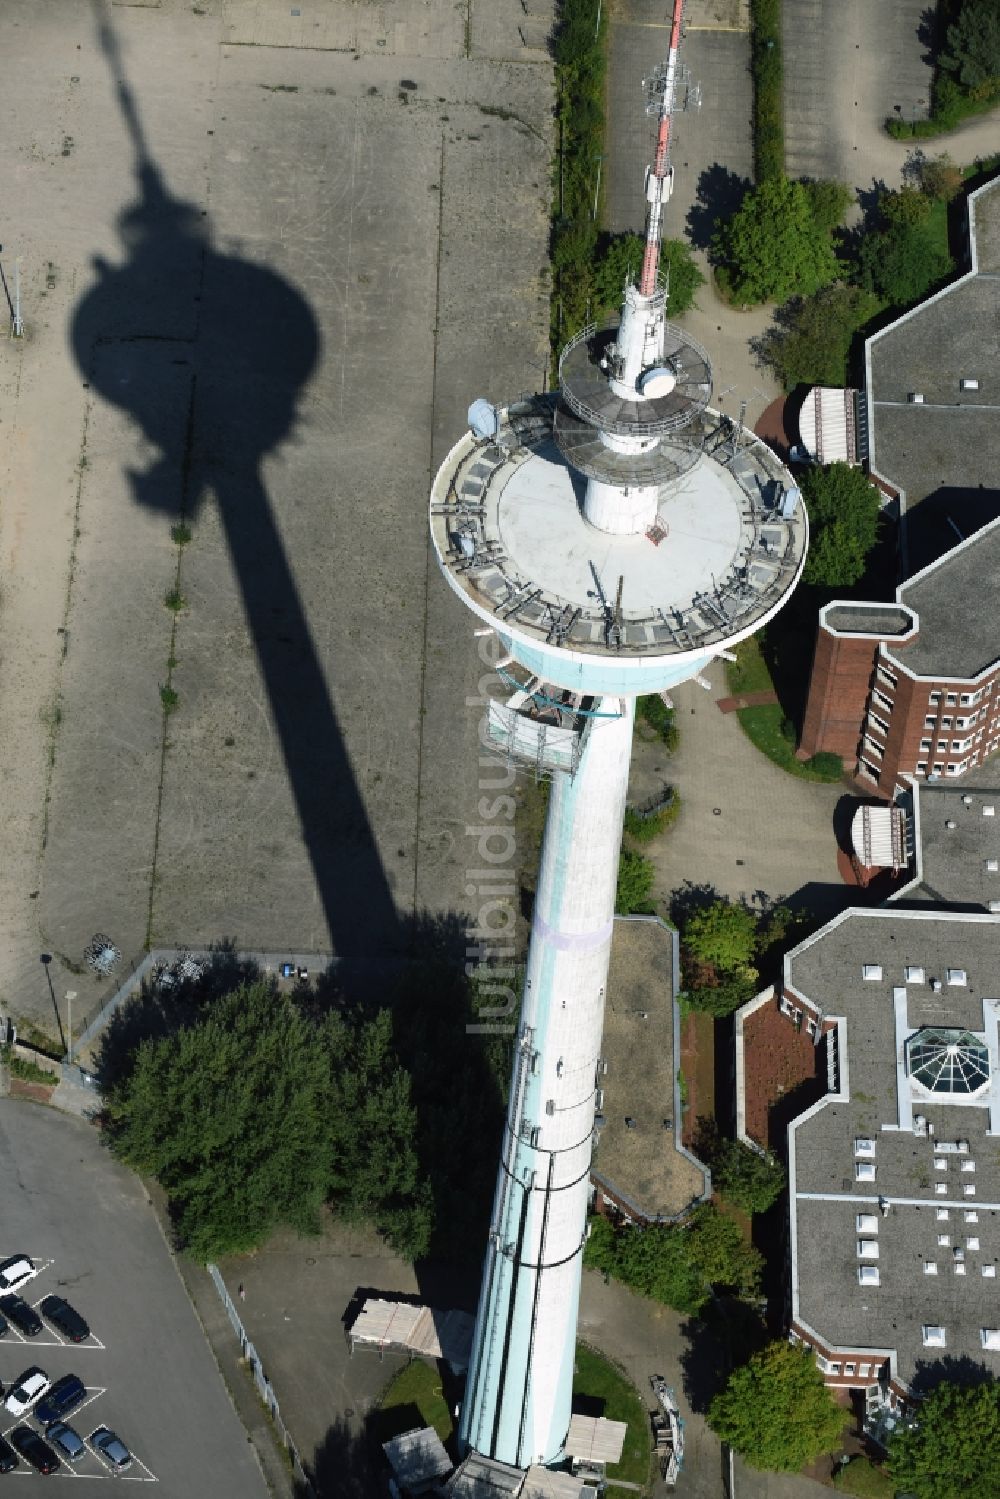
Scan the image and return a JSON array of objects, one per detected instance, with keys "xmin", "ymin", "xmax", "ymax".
[
  {"xmin": 90, "ymin": 1427, "xmax": 132, "ymax": 1474},
  {"xmin": 4, "ymin": 1367, "xmax": 49, "ymax": 1416},
  {"xmin": 39, "ymin": 1295, "xmax": 89, "ymax": 1344},
  {"xmin": 0, "ymin": 1293, "xmax": 42, "ymax": 1337},
  {"xmin": 0, "ymin": 1434, "xmax": 17, "ymax": 1473},
  {"xmin": 9, "ymin": 1425, "xmax": 59, "ymax": 1475},
  {"xmin": 0, "ymin": 1256, "xmax": 34, "ymax": 1293},
  {"xmin": 45, "ymin": 1422, "xmax": 85, "ymax": 1463},
  {"xmin": 35, "ymin": 1374, "xmax": 86, "ymax": 1427}
]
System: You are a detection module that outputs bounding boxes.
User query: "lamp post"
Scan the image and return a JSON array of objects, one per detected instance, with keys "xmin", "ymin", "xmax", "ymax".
[{"xmin": 65, "ymin": 992, "xmax": 78, "ymax": 1064}]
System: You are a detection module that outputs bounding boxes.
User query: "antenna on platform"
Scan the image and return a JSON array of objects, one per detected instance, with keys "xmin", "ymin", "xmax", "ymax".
[{"xmin": 637, "ymin": 0, "xmax": 694, "ymax": 297}]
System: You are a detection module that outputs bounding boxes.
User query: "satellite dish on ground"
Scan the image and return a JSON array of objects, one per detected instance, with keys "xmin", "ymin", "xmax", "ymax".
[{"xmin": 468, "ymin": 398, "xmax": 499, "ymax": 440}]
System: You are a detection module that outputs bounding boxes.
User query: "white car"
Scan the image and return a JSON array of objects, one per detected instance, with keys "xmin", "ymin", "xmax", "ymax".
[
  {"xmin": 0, "ymin": 1255, "xmax": 34, "ymax": 1292},
  {"xmin": 5, "ymin": 1367, "xmax": 50, "ymax": 1416}
]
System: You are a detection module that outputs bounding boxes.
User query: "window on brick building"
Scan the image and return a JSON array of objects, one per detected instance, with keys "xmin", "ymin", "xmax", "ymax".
[
  {"xmin": 933, "ymin": 762, "xmax": 944, "ymax": 772},
  {"xmin": 925, "ymin": 716, "xmax": 936, "ymax": 729},
  {"xmin": 863, "ymin": 736, "xmax": 883, "ymax": 760},
  {"xmin": 941, "ymin": 716, "xmax": 954, "ymax": 729},
  {"xmin": 937, "ymin": 741, "xmax": 948, "ymax": 753},
  {"xmin": 946, "ymin": 693, "xmax": 958, "ymax": 706},
  {"xmin": 869, "ymin": 713, "xmax": 889, "ymax": 737},
  {"xmin": 872, "ymin": 689, "xmax": 893, "ymax": 713},
  {"xmin": 929, "ymin": 692, "xmax": 942, "ymax": 705},
  {"xmin": 920, "ymin": 738, "xmax": 932, "ymax": 751},
  {"xmin": 916, "ymin": 762, "xmax": 928, "ymax": 774},
  {"xmin": 877, "ymin": 666, "xmax": 897, "ymax": 689}
]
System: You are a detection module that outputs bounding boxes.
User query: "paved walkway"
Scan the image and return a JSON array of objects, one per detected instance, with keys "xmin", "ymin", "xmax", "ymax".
[{"xmin": 629, "ymin": 661, "xmax": 849, "ymax": 921}]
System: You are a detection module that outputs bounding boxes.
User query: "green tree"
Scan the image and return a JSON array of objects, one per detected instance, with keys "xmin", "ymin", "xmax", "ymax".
[
  {"xmin": 105, "ymin": 981, "xmax": 339, "ymax": 1259},
  {"xmin": 709, "ymin": 1341, "xmax": 845, "ymax": 1471},
  {"xmin": 858, "ymin": 215, "xmax": 953, "ymax": 308},
  {"xmin": 800, "ymin": 462, "xmax": 880, "ymax": 588},
  {"xmin": 616, "ymin": 847, "xmax": 655, "ymax": 914},
  {"xmin": 686, "ymin": 970, "xmax": 760, "ymax": 1018},
  {"xmin": 920, "ymin": 154, "xmax": 964, "ymax": 203},
  {"xmin": 592, "ymin": 233, "xmax": 705, "ymax": 316},
  {"xmin": 801, "ymin": 178, "xmax": 852, "ymax": 233},
  {"xmin": 585, "ymin": 1205, "xmax": 762, "ymax": 1315},
  {"xmin": 887, "ymin": 1380, "xmax": 1000, "ymax": 1499},
  {"xmin": 758, "ymin": 283, "xmax": 878, "ymax": 390},
  {"xmin": 941, "ymin": 0, "xmax": 1000, "ymax": 93},
  {"xmin": 713, "ymin": 176, "xmax": 840, "ymax": 305},
  {"xmin": 329, "ymin": 1008, "xmax": 431, "ymax": 1258},
  {"xmin": 683, "ymin": 899, "xmax": 757, "ymax": 972},
  {"xmin": 710, "ymin": 1138, "xmax": 786, "ymax": 1214}
]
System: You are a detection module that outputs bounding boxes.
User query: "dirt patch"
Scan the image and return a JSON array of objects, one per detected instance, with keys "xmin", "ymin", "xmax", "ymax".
[
  {"xmin": 680, "ymin": 1008, "xmax": 715, "ymax": 1148},
  {"xmin": 715, "ymin": 690, "xmax": 779, "ymax": 713},
  {"xmin": 8, "ymin": 1078, "xmax": 56, "ymax": 1105}
]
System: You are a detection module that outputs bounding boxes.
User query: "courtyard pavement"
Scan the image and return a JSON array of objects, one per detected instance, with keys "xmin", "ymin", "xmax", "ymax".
[{"xmin": 629, "ymin": 661, "xmax": 849, "ymax": 922}]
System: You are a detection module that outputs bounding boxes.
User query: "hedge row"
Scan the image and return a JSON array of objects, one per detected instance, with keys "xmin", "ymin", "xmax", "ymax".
[
  {"xmin": 552, "ymin": 0, "xmax": 607, "ymax": 344},
  {"xmin": 750, "ymin": 0, "xmax": 783, "ymax": 181}
]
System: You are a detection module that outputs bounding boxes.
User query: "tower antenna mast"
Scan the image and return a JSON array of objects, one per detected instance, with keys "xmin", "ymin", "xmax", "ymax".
[{"xmin": 639, "ymin": 0, "xmax": 686, "ymax": 296}]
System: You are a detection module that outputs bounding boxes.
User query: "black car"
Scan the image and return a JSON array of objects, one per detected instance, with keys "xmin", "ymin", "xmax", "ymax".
[
  {"xmin": 0, "ymin": 1434, "xmax": 17, "ymax": 1473},
  {"xmin": 35, "ymin": 1373, "xmax": 86, "ymax": 1428},
  {"xmin": 0, "ymin": 1293, "xmax": 42, "ymax": 1338},
  {"xmin": 38, "ymin": 1295, "xmax": 89, "ymax": 1344},
  {"xmin": 9, "ymin": 1425, "xmax": 59, "ymax": 1475}
]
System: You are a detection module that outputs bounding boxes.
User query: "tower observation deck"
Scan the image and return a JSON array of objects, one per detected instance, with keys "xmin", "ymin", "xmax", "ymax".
[{"xmin": 429, "ymin": 0, "xmax": 807, "ymax": 1474}]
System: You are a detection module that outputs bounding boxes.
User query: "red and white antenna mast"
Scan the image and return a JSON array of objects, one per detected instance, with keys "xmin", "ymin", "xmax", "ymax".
[{"xmin": 638, "ymin": 0, "xmax": 686, "ymax": 296}]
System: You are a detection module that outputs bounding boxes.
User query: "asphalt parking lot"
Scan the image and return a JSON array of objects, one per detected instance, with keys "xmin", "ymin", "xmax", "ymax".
[{"xmin": 0, "ymin": 1098, "xmax": 267, "ymax": 1494}]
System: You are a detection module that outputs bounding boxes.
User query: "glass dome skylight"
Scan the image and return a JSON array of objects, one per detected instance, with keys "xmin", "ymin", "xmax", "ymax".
[{"xmin": 908, "ymin": 1029, "xmax": 991, "ymax": 1096}]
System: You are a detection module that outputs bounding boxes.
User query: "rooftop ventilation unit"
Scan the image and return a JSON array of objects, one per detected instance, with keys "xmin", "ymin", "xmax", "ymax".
[
  {"xmin": 947, "ymin": 968, "xmax": 967, "ymax": 986},
  {"xmin": 858, "ymin": 1265, "xmax": 880, "ymax": 1286},
  {"xmin": 908, "ymin": 392, "xmax": 925, "ymax": 404},
  {"xmin": 984, "ymin": 805, "xmax": 995, "ymax": 817},
  {"xmin": 960, "ymin": 379, "xmax": 980, "ymax": 392},
  {"xmin": 905, "ymin": 965, "xmax": 926, "ymax": 984},
  {"xmin": 946, "ymin": 819, "xmax": 957, "ymax": 829},
  {"xmin": 921, "ymin": 1325, "xmax": 946, "ymax": 1347},
  {"xmin": 863, "ymin": 964, "xmax": 883, "ymax": 981},
  {"xmin": 931, "ymin": 979, "xmax": 943, "ymax": 992},
  {"xmin": 963, "ymin": 795, "xmax": 974, "ymax": 806},
  {"xmin": 987, "ymin": 860, "xmax": 999, "ymax": 872},
  {"xmin": 989, "ymin": 901, "xmax": 1000, "ymax": 913}
]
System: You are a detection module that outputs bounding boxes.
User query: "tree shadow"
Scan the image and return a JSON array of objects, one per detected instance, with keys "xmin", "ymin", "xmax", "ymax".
[
  {"xmin": 677, "ymin": 1302, "xmax": 765, "ymax": 1414},
  {"xmin": 916, "ymin": 4, "xmax": 940, "ymax": 68},
  {"xmin": 70, "ymin": 6, "xmax": 401, "ymax": 971},
  {"xmin": 667, "ymin": 880, "xmax": 721, "ymax": 929},
  {"xmin": 685, "ymin": 164, "xmax": 751, "ymax": 253},
  {"xmin": 909, "ymin": 1353, "xmax": 996, "ymax": 1395},
  {"xmin": 303, "ymin": 1415, "xmax": 379, "ymax": 1499}
]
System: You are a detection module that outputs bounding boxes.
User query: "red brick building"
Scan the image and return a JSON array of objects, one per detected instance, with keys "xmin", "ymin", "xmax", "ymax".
[{"xmin": 799, "ymin": 518, "xmax": 1000, "ymax": 796}]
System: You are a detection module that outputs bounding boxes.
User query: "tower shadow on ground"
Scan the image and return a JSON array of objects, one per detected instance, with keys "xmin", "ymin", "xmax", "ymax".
[{"xmin": 70, "ymin": 5, "xmax": 400, "ymax": 973}]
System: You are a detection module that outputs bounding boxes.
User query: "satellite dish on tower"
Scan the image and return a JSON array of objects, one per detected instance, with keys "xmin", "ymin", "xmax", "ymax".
[{"xmin": 468, "ymin": 399, "xmax": 499, "ymax": 440}]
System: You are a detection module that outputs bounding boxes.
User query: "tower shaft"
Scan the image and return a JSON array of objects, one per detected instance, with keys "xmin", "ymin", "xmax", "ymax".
[{"xmin": 459, "ymin": 699, "xmax": 635, "ymax": 1468}]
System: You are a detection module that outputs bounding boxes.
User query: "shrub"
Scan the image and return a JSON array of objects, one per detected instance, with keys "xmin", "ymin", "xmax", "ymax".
[
  {"xmin": 709, "ymin": 1341, "xmax": 845, "ymax": 1471},
  {"xmin": 616, "ymin": 848, "xmax": 655, "ymax": 914},
  {"xmin": 170, "ymin": 522, "xmax": 193, "ymax": 546},
  {"xmin": 750, "ymin": 0, "xmax": 783, "ymax": 182},
  {"xmin": 159, "ymin": 684, "xmax": 179, "ymax": 713},
  {"xmin": 164, "ymin": 588, "xmax": 185, "ymax": 612},
  {"xmin": 712, "ymin": 176, "xmax": 840, "ymax": 305},
  {"xmin": 805, "ymin": 751, "xmax": 844, "ymax": 780},
  {"xmin": 624, "ymin": 793, "xmax": 680, "ymax": 843},
  {"xmin": 637, "ymin": 694, "xmax": 679, "ymax": 749}
]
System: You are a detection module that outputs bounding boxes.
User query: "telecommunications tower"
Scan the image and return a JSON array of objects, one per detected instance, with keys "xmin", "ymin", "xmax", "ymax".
[{"xmin": 430, "ymin": 0, "xmax": 806, "ymax": 1472}]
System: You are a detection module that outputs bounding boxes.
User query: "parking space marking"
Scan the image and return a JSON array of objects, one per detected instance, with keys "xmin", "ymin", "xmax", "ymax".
[{"xmin": 85, "ymin": 1436, "xmax": 157, "ymax": 1484}]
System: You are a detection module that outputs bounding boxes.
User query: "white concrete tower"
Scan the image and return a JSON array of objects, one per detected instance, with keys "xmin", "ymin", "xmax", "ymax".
[{"xmin": 429, "ymin": 0, "xmax": 807, "ymax": 1472}]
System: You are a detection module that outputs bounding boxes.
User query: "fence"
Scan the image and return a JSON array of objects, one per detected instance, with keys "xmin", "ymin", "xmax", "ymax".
[{"xmin": 206, "ymin": 1263, "xmax": 314, "ymax": 1496}]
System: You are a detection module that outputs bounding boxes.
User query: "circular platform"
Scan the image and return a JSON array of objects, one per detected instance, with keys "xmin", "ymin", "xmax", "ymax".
[
  {"xmin": 559, "ymin": 318, "xmax": 712, "ymax": 437},
  {"xmin": 429, "ymin": 399, "xmax": 807, "ymax": 680}
]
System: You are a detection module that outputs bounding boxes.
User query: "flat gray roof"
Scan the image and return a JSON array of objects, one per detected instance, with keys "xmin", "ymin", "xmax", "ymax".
[
  {"xmin": 786, "ymin": 909, "xmax": 1000, "ymax": 1391},
  {"xmin": 592, "ymin": 917, "xmax": 705, "ymax": 1219},
  {"xmin": 867, "ymin": 182, "xmax": 1000, "ymax": 535},
  {"xmin": 897, "ymin": 783, "xmax": 1000, "ymax": 909},
  {"xmin": 887, "ymin": 517, "xmax": 1000, "ymax": 678}
]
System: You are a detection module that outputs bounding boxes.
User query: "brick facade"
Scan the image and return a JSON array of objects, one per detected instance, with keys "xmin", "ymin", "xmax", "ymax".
[
  {"xmin": 799, "ymin": 625, "xmax": 880, "ymax": 763},
  {"xmin": 800, "ymin": 601, "xmax": 1000, "ymax": 797}
]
